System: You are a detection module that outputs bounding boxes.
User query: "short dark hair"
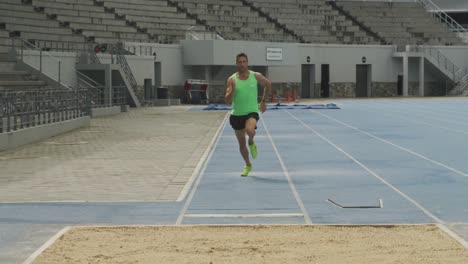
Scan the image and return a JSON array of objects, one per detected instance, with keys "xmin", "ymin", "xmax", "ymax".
[{"xmin": 236, "ymin": 52, "xmax": 248, "ymax": 62}]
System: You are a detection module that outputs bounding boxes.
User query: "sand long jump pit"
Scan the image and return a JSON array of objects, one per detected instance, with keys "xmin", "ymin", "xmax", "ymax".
[{"xmin": 32, "ymin": 224, "xmax": 468, "ymax": 264}]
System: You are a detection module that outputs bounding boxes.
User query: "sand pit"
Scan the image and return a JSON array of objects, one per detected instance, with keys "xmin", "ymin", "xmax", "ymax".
[{"xmin": 34, "ymin": 225, "xmax": 468, "ymax": 264}]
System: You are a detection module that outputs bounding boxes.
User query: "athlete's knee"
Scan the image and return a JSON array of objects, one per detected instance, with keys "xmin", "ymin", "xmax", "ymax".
[{"xmin": 246, "ymin": 127, "xmax": 256, "ymax": 136}]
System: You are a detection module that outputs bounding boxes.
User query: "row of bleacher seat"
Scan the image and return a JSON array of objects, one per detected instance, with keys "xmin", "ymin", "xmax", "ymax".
[
  {"xmin": 0, "ymin": 0, "xmax": 87, "ymax": 50},
  {"xmin": 246, "ymin": 0, "xmax": 377, "ymax": 44},
  {"xmin": 337, "ymin": 1, "xmax": 464, "ymax": 46},
  {"xmin": 0, "ymin": 0, "xmax": 464, "ymax": 52}
]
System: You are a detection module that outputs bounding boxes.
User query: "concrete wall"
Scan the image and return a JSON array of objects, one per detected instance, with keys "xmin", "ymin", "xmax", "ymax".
[
  {"xmin": 268, "ymin": 66, "xmax": 301, "ymax": 83},
  {"xmin": 182, "ymin": 41, "xmax": 401, "ymax": 83},
  {"xmin": 37, "ymin": 40, "xmax": 468, "ymax": 100},
  {"xmin": 153, "ymin": 45, "xmax": 186, "ymax": 86},
  {"xmin": 0, "ymin": 117, "xmax": 90, "ymax": 151},
  {"xmin": 182, "ymin": 40, "xmax": 299, "ymax": 66},
  {"xmin": 123, "ymin": 43, "xmax": 187, "ymax": 86},
  {"xmin": 97, "ymin": 55, "xmax": 155, "ymax": 86},
  {"xmin": 91, "ymin": 106, "xmax": 122, "ymax": 117},
  {"xmin": 39, "ymin": 45, "xmax": 187, "ymax": 89},
  {"xmin": 182, "ymin": 41, "xmax": 404, "ymax": 99},
  {"xmin": 22, "ymin": 50, "xmax": 78, "ymax": 88},
  {"xmin": 182, "ymin": 41, "xmax": 468, "ymax": 99},
  {"xmin": 297, "ymin": 44, "xmax": 400, "ymax": 83}
]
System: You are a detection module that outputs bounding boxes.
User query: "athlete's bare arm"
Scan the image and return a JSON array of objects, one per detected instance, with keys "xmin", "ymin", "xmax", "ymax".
[
  {"xmin": 255, "ymin": 72, "xmax": 272, "ymax": 113},
  {"xmin": 225, "ymin": 77, "xmax": 235, "ymax": 104}
]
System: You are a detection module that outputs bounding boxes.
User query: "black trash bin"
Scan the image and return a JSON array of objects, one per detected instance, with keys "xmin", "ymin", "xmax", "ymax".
[
  {"xmin": 144, "ymin": 79, "xmax": 154, "ymax": 100},
  {"xmin": 157, "ymin": 86, "xmax": 168, "ymax": 99}
]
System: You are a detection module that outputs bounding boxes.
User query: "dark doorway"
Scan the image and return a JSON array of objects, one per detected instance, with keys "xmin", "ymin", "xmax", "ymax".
[
  {"xmin": 154, "ymin": 62, "xmax": 162, "ymax": 88},
  {"xmin": 301, "ymin": 64, "xmax": 315, "ymax": 98},
  {"xmin": 356, "ymin": 65, "xmax": 370, "ymax": 97},
  {"xmin": 397, "ymin": 75, "xmax": 403, "ymax": 96},
  {"xmin": 321, "ymin": 64, "xmax": 330, "ymax": 98}
]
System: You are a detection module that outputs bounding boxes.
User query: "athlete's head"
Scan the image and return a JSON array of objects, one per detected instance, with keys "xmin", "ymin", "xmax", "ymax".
[{"xmin": 236, "ymin": 52, "xmax": 248, "ymax": 73}]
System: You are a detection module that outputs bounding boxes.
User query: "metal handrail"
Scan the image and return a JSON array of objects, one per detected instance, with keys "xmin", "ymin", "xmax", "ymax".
[
  {"xmin": 76, "ymin": 71, "xmax": 104, "ymax": 89},
  {"xmin": 185, "ymin": 25, "xmax": 225, "ymax": 41},
  {"xmin": 417, "ymin": 0, "xmax": 467, "ymax": 33},
  {"xmin": 12, "ymin": 38, "xmax": 72, "ymax": 90},
  {"xmin": 116, "ymin": 53, "xmax": 138, "ymax": 91},
  {"xmin": 412, "ymin": 45, "xmax": 459, "ymax": 77},
  {"xmin": 455, "ymin": 72, "xmax": 468, "ymax": 92},
  {"xmin": 89, "ymin": 51, "xmax": 101, "ymax": 65}
]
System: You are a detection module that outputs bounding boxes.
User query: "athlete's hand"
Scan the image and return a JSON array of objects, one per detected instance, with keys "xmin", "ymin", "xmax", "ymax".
[
  {"xmin": 260, "ymin": 101, "xmax": 267, "ymax": 113},
  {"xmin": 225, "ymin": 78, "xmax": 235, "ymax": 104}
]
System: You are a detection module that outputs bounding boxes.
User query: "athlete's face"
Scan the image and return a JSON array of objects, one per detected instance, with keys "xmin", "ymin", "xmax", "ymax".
[{"xmin": 236, "ymin": 56, "xmax": 248, "ymax": 72}]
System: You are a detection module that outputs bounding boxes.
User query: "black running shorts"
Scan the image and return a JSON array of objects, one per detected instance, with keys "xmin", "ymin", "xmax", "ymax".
[{"xmin": 229, "ymin": 112, "xmax": 259, "ymax": 130}]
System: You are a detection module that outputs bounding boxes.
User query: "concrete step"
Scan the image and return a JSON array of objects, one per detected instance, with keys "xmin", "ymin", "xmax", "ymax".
[
  {"xmin": 0, "ymin": 70, "xmax": 29, "ymax": 75},
  {"xmin": 19, "ymin": 32, "xmax": 85, "ymax": 43},
  {"xmin": 0, "ymin": 61, "xmax": 16, "ymax": 71},
  {"xmin": 0, "ymin": 80, "xmax": 46, "ymax": 87},
  {"xmin": 0, "ymin": 52, "xmax": 11, "ymax": 61},
  {"xmin": 0, "ymin": 71, "xmax": 37, "ymax": 81}
]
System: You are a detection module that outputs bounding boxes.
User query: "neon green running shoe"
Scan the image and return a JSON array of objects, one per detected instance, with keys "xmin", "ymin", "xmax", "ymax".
[
  {"xmin": 249, "ymin": 142, "xmax": 258, "ymax": 159},
  {"xmin": 241, "ymin": 165, "xmax": 252, "ymax": 177}
]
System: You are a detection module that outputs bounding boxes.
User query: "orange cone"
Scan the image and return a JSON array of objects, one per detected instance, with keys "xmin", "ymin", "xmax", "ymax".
[
  {"xmin": 293, "ymin": 89, "xmax": 297, "ymax": 102},
  {"xmin": 285, "ymin": 89, "xmax": 290, "ymax": 103}
]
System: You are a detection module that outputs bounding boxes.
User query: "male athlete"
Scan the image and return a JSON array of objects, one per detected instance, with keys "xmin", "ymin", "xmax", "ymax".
[{"xmin": 225, "ymin": 53, "xmax": 271, "ymax": 176}]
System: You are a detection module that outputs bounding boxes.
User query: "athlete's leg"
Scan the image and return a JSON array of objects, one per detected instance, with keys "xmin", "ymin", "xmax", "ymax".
[
  {"xmin": 245, "ymin": 117, "xmax": 258, "ymax": 158},
  {"xmin": 245, "ymin": 118, "xmax": 257, "ymax": 145},
  {"xmin": 235, "ymin": 129, "xmax": 251, "ymax": 166}
]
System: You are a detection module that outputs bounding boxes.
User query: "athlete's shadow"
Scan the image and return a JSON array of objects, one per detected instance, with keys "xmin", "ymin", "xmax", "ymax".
[
  {"xmin": 249, "ymin": 175, "xmax": 312, "ymax": 185},
  {"xmin": 249, "ymin": 176, "xmax": 288, "ymax": 184}
]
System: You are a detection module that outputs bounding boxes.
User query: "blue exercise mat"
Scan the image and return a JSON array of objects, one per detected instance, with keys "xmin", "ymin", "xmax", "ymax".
[{"xmin": 203, "ymin": 103, "xmax": 340, "ymax": 110}]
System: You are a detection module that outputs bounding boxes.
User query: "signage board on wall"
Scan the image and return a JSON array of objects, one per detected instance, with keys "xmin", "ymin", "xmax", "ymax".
[{"xmin": 266, "ymin": 48, "xmax": 283, "ymax": 61}]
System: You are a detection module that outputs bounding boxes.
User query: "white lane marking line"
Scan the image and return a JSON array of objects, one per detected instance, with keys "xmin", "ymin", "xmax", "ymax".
[
  {"xmin": 22, "ymin": 226, "xmax": 71, "ymax": 264},
  {"xmin": 378, "ymin": 101, "xmax": 468, "ymax": 125},
  {"xmin": 392, "ymin": 100, "xmax": 468, "ymax": 120},
  {"xmin": 260, "ymin": 116, "xmax": 312, "ymax": 224},
  {"xmin": 361, "ymin": 102, "xmax": 468, "ymax": 135},
  {"xmin": 177, "ymin": 113, "xmax": 230, "ymax": 201},
  {"xmin": 286, "ymin": 110, "xmax": 445, "ymax": 224},
  {"xmin": 313, "ymin": 110, "xmax": 468, "ymax": 178},
  {"xmin": 184, "ymin": 213, "xmax": 304, "ymax": 218},
  {"xmin": 437, "ymin": 224, "xmax": 468, "ymax": 249},
  {"xmin": 176, "ymin": 115, "xmax": 229, "ymax": 225},
  {"xmin": 0, "ymin": 200, "xmax": 178, "ymax": 204}
]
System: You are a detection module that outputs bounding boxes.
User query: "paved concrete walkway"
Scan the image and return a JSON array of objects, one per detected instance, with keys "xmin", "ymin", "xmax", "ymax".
[{"xmin": 0, "ymin": 106, "xmax": 227, "ymax": 202}]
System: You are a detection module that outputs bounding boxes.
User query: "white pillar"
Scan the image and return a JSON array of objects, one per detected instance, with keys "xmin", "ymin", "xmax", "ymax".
[
  {"xmin": 403, "ymin": 55, "xmax": 409, "ymax": 97},
  {"xmin": 419, "ymin": 56, "xmax": 425, "ymax": 97}
]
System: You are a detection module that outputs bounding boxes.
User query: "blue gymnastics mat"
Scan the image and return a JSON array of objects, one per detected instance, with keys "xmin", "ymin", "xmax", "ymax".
[{"xmin": 203, "ymin": 103, "xmax": 340, "ymax": 110}]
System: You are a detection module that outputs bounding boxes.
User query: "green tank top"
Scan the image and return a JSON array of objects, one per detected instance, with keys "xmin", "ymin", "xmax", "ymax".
[{"xmin": 231, "ymin": 70, "xmax": 258, "ymax": 116}]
